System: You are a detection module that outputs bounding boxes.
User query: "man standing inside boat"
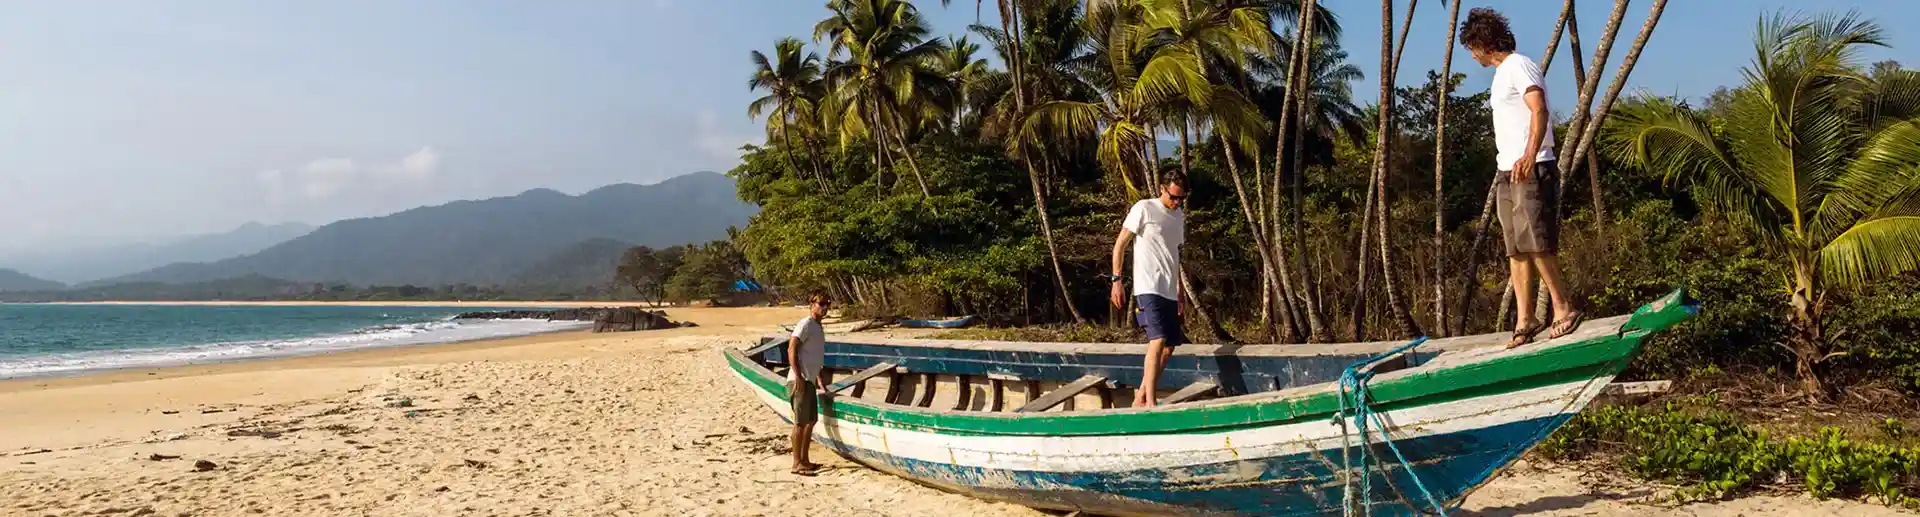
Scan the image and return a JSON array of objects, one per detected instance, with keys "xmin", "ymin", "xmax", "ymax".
[
  {"xmin": 786, "ymin": 293, "xmax": 830, "ymax": 476},
  {"xmin": 1461, "ymin": 7, "xmax": 1583, "ymax": 348},
  {"xmin": 1110, "ymin": 170, "xmax": 1187, "ymax": 408}
]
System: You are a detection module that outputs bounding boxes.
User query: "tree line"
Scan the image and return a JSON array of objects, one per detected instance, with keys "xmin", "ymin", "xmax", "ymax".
[{"xmin": 728, "ymin": 0, "xmax": 1920, "ymax": 398}]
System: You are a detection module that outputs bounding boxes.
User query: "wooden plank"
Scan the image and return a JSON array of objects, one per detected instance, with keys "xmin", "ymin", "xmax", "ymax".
[
  {"xmin": 826, "ymin": 362, "xmax": 898, "ymax": 394},
  {"xmin": 1160, "ymin": 381, "xmax": 1220, "ymax": 405},
  {"xmin": 1016, "ymin": 375, "xmax": 1108, "ymax": 413},
  {"xmin": 1599, "ymin": 380, "xmax": 1670, "ymax": 397},
  {"xmin": 913, "ymin": 373, "xmax": 938, "ymax": 407},
  {"xmin": 741, "ymin": 338, "xmax": 783, "ymax": 359}
]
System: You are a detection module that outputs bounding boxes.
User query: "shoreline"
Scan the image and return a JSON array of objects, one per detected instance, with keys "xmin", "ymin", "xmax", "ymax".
[
  {"xmin": 0, "ymin": 321, "xmax": 593, "ymax": 384},
  {"xmin": 27, "ymin": 300, "xmax": 686, "ymax": 308},
  {"xmin": 0, "ymin": 306, "xmax": 801, "ymax": 395}
]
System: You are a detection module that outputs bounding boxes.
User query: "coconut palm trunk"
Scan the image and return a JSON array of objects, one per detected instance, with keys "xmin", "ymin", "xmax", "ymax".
[
  {"xmin": 1561, "ymin": 4, "xmax": 1609, "ymax": 226},
  {"xmin": 1369, "ymin": 0, "xmax": 1423, "ymax": 339},
  {"xmin": 1222, "ymin": 133, "xmax": 1301, "ymax": 342},
  {"xmin": 1288, "ymin": 0, "xmax": 1332, "ymax": 342},
  {"xmin": 1532, "ymin": 0, "xmax": 1654, "ymax": 319},
  {"xmin": 1431, "ymin": 0, "xmax": 1462, "ymax": 337}
]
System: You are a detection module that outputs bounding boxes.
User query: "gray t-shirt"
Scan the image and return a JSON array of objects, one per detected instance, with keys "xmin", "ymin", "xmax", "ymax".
[{"xmin": 789, "ymin": 317, "xmax": 826, "ymax": 382}]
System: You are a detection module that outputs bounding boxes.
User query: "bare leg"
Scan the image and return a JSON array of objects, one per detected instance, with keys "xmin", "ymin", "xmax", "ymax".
[
  {"xmin": 1534, "ymin": 254, "xmax": 1585, "ymax": 338},
  {"xmin": 1508, "ymin": 255, "xmax": 1538, "ymax": 348},
  {"xmin": 1510, "ymin": 256, "xmax": 1537, "ymax": 328},
  {"xmin": 1135, "ymin": 338, "xmax": 1168, "ymax": 408},
  {"xmin": 1532, "ymin": 254, "xmax": 1575, "ymax": 317},
  {"xmin": 791, "ymin": 422, "xmax": 813, "ymax": 471}
]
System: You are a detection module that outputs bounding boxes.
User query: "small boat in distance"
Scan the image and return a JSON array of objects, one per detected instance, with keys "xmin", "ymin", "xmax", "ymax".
[
  {"xmin": 897, "ymin": 315, "xmax": 977, "ymax": 329},
  {"xmin": 724, "ymin": 288, "xmax": 1699, "ymax": 516}
]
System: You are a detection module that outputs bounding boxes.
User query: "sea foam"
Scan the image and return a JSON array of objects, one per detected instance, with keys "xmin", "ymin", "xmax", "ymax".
[{"xmin": 0, "ymin": 318, "xmax": 590, "ymax": 379}]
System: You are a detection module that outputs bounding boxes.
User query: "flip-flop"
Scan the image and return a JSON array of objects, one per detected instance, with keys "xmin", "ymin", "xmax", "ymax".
[
  {"xmin": 1546, "ymin": 310, "xmax": 1587, "ymax": 339},
  {"xmin": 1505, "ymin": 321, "xmax": 1543, "ymax": 350},
  {"xmin": 791, "ymin": 466, "xmax": 819, "ymax": 477}
]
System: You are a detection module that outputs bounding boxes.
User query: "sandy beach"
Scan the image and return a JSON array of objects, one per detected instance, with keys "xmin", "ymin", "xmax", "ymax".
[{"xmin": 3, "ymin": 306, "xmax": 1909, "ymax": 516}]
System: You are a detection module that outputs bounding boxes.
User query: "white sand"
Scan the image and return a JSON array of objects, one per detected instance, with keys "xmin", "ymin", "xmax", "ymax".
[{"xmin": 2, "ymin": 306, "xmax": 1907, "ymax": 516}]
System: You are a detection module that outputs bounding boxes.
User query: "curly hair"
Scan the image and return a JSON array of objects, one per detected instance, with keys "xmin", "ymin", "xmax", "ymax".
[{"xmin": 1459, "ymin": 7, "xmax": 1516, "ymax": 53}]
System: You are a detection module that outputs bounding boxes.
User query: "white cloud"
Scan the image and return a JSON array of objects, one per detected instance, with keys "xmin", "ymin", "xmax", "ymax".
[
  {"xmin": 257, "ymin": 147, "xmax": 440, "ymax": 204},
  {"xmin": 298, "ymin": 157, "xmax": 358, "ymax": 200},
  {"xmin": 373, "ymin": 146, "xmax": 440, "ymax": 183},
  {"xmin": 694, "ymin": 111, "xmax": 754, "ymax": 166}
]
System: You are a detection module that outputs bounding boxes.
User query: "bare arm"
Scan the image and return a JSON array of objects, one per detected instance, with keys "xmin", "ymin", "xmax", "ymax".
[
  {"xmin": 1110, "ymin": 226, "xmax": 1134, "ymax": 309},
  {"xmin": 1515, "ymin": 87, "xmax": 1551, "ymax": 181},
  {"xmin": 786, "ymin": 335, "xmax": 801, "ymax": 380}
]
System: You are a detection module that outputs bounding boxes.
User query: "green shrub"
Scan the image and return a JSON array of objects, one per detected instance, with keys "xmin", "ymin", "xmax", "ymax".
[{"xmin": 1542, "ymin": 404, "xmax": 1920, "ymax": 506}]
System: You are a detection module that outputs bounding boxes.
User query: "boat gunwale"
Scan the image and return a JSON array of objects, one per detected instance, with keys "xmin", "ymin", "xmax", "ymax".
[{"xmin": 726, "ymin": 288, "xmax": 1696, "ymax": 436}]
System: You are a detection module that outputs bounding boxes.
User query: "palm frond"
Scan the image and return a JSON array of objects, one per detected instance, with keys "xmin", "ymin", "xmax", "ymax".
[
  {"xmin": 1818, "ymin": 183, "xmax": 1920, "ymax": 286},
  {"xmin": 1135, "ymin": 43, "xmax": 1212, "ymax": 108},
  {"xmin": 1860, "ymin": 68, "xmax": 1920, "ymax": 131}
]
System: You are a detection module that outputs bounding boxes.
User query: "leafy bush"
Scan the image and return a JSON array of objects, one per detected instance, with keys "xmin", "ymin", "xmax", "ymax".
[{"xmin": 1542, "ymin": 403, "xmax": 1920, "ymax": 506}]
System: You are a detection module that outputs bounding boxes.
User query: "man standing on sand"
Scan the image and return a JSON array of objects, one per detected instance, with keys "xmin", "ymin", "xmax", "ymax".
[
  {"xmin": 786, "ymin": 293, "xmax": 830, "ymax": 476},
  {"xmin": 1460, "ymin": 7, "xmax": 1584, "ymax": 348},
  {"xmin": 1110, "ymin": 171, "xmax": 1187, "ymax": 408}
]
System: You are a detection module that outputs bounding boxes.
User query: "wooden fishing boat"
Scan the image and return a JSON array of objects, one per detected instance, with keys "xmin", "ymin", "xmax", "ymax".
[
  {"xmin": 898, "ymin": 315, "xmax": 978, "ymax": 329},
  {"xmin": 723, "ymin": 288, "xmax": 1699, "ymax": 516}
]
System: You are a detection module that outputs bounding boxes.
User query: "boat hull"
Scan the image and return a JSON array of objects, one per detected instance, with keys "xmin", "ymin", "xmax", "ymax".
[
  {"xmin": 729, "ymin": 289, "xmax": 1696, "ymax": 516},
  {"xmin": 731, "ymin": 348, "xmax": 1631, "ymax": 516}
]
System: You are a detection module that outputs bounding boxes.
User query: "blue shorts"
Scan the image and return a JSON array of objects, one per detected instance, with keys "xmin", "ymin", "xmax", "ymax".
[{"xmin": 1134, "ymin": 294, "xmax": 1186, "ymax": 348}]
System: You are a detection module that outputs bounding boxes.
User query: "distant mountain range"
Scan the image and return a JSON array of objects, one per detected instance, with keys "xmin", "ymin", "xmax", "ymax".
[
  {"xmin": 0, "ymin": 268, "xmax": 64, "ymax": 292},
  {"xmin": 95, "ymin": 171, "xmax": 754, "ymax": 287},
  {"xmin": 1, "ymin": 222, "xmax": 315, "ymax": 285}
]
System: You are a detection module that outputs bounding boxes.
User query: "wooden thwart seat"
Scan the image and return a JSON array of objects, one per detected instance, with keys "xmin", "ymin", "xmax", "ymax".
[
  {"xmin": 1160, "ymin": 380, "xmax": 1220, "ymax": 405},
  {"xmin": 827, "ymin": 362, "xmax": 899, "ymax": 394},
  {"xmin": 1016, "ymin": 375, "xmax": 1108, "ymax": 413}
]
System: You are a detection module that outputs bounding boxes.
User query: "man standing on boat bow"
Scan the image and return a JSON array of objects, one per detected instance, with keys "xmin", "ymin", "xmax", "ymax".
[
  {"xmin": 1461, "ymin": 7, "xmax": 1584, "ymax": 348},
  {"xmin": 1110, "ymin": 171, "xmax": 1188, "ymax": 408}
]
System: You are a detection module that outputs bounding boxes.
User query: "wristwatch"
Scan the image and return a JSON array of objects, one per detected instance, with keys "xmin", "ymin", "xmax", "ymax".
[{"xmin": 1105, "ymin": 274, "xmax": 1127, "ymax": 283}]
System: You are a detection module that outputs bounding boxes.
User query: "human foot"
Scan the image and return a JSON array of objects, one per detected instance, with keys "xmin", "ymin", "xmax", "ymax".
[
  {"xmin": 1546, "ymin": 310, "xmax": 1586, "ymax": 339},
  {"xmin": 1505, "ymin": 321, "xmax": 1542, "ymax": 350}
]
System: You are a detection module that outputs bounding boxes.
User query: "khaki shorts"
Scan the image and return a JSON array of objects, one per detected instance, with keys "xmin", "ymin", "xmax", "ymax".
[
  {"xmin": 788, "ymin": 378, "xmax": 819, "ymax": 426},
  {"xmin": 1495, "ymin": 161, "xmax": 1562, "ymax": 258}
]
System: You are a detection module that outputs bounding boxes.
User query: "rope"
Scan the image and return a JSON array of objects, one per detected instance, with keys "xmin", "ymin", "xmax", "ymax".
[{"xmin": 1335, "ymin": 336, "xmax": 1451, "ymax": 517}]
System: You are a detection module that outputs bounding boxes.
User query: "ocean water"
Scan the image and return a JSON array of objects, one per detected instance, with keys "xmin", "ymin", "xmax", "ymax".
[{"xmin": 0, "ymin": 304, "xmax": 591, "ymax": 379}]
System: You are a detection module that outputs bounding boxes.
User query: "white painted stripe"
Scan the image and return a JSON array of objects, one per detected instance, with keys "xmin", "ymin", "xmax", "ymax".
[{"xmin": 735, "ymin": 368, "xmax": 1614, "ymax": 474}]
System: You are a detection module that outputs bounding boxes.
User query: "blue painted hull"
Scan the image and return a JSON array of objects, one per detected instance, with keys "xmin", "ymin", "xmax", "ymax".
[
  {"xmin": 899, "ymin": 316, "xmax": 976, "ymax": 329},
  {"xmin": 787, "ymin": 414, "xmax": 1564, "ymax": 517}
]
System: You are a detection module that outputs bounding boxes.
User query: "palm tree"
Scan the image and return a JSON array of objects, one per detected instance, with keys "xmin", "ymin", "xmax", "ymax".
[
  {"xmin": 1016, "ymin": 2, "xmax": 1194, "ymax": 200},
  {"xmin": 815, "ymin": 0, "xmax": 953, "ymax": 203},
  {"xmin": 959, "ymin": 0, "xmax": 1097, "ymax": 324},
  {"xmin": 936, "ymin": 35, "xmax": 992, "ymax": 135},
  {"xmin": 1602, "ymin": 12, "xmax": 1920, "ymax": 396},
  {"xmin": 749, "ymin": 38, "xmax": 829, "ymax": 190}
]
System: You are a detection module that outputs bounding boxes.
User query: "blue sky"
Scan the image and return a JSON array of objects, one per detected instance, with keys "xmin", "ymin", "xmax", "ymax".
[{"xmin": 0, "ymin": 0, "xmax": 1912, "ymax": 256}]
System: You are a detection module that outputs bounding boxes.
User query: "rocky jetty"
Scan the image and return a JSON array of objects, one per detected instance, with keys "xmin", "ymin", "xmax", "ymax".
[{"xmin": 453, "ymin": 307, "xmax": 688, "ymax": 333}]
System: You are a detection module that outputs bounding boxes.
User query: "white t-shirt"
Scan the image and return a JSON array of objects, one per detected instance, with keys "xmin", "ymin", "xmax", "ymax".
[
  {"xmin": 1490, "ymin": 53, "xmax": 1556, "ymax": 169},
  {"xmin": 1122, "ymin": 198, "xmax": 1184, "ymax": 299},
  {"xmin": 789, "ymin": 317, "xmax": 825, "ymax": 382}
]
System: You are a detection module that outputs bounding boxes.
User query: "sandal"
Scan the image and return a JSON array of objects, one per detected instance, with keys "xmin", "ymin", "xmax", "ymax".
[
  {"xmin": 791, "ymin": 466, "xmax": 819, "ymax": 476},
  {"xmin": 1546, "ymin": 310, "xmax": 1587, "ymax": 340},
  {"xmin": 1506, "ymin": 320, "xmax": 1544, "ymax": 350}
]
